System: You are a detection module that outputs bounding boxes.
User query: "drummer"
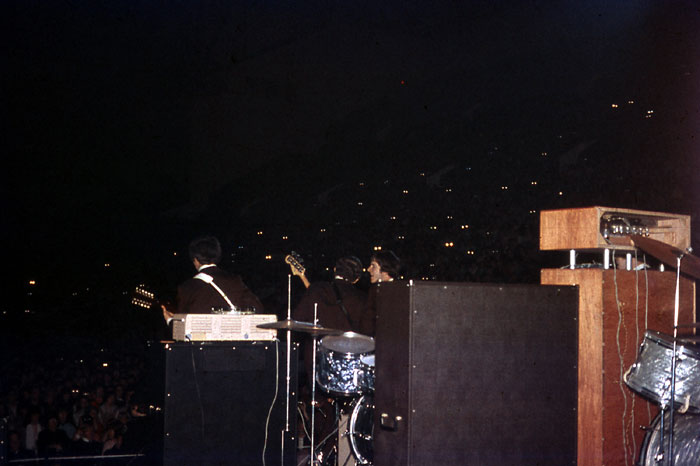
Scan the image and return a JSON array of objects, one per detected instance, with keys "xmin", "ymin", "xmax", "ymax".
[{"xmin": 291, "ymin": 256, "xmax": 367, "ymax": 444}]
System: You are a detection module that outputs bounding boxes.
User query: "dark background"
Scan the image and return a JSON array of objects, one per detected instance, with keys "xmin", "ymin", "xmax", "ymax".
[{"xmin": 2, "ymin": 1, "xmax": 699, "ymax": 342}]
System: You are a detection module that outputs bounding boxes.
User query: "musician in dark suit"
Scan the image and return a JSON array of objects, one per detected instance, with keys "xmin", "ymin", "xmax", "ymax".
[
  {"xmin": 291, "ymin": 256, "xmax": 367, "ymax": 457},
  {"xmin": 360, "ymin": 249, "xmax": 401, "ymax": 337},
  {"xmin": 292, "ymin": 256, "xmax": 367, "ymax": 332},
  {"xmin": 162, "ymin": 235, "xmax": 263, "ymax": 320}
]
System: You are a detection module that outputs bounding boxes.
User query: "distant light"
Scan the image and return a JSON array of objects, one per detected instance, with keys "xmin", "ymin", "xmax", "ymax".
[
  {"xmin": 358, "ymin": 182, "xmax": 365, "ymax": 186},
  {"xmin": 419, "ymin": 172, "xmax": 425, "ymax": 176},
  {"xmin": 628, "ymin": 100, "xmax": 635, "ymax": 104},
  {"xmin": 501, "ymin": 186, "xmax": 508, "ymax": 190},
  {"xmin": 265, "ymin": 255, "xmax": 272, "ymax": 260},
  {"xmin": 402, "ymin": 189, "xmax": 409, "ymax": 194},
  {"xmin": 320, "ymin": 228, "xmax": 326, "ymax": 232},
  {"xmin": 541, "ymin": 152, "xmax": 547, "ymax": 157},
  {"xmin": 257, "ymin": 231, "xmax": 263, "ymax": 235},
  {"xmin": 29, "ymin": 280, "xmax": 36, "ymax": 286},
  {"xmin": 444, "ymin": 242, "xmax": 454, "ymax": 247},
  {"xmin": 173, "ymin": 252, "xmax": 178, "ymax": 256},
  {"xmin": 445, "ymin": 188, "xmax": 452, "ymax": 193},
  {"xmin": 373, "ymin": 246, "xmax": 382, "ymax": 251},
  {"xmin": 400, "ymin": 79, "xmax": 406, "ymax": 85},
  {"xmin": 529, "ymin": 210, "xmax": 537, "ymax": 214},
  {"xmin": 104, "ymin": 263, "xmax": 110, "ymax": 268},
  {"xmin": 530, "ymin": 181, "xmax": 538, "ymax": 185},
  {"xmin": 467, "ymin": 250, "xmax": 475, "ymax": 255},
  {"xmin": 357, "ymin": 202, "xmax": 363, "ymax": 206},
  {"xmin": 102, "ymin": 363, "xmax": 109, "ymax": 368},
  {"xmin": 389, "ymin": 216, "xmax": 397, "ymax": 220},
  {"xmin": 282, "ymin": 236, "xmax": 288, "ymax": 240},
  {"xmin": 446, "ymin": 215, "xmax": 453, "ymax": 220},
  {"xmin": 559, "ymin": 191, "xmax": 563, "ymax": 196},
  {"xmin": 461, "ymin": 225, "xmax": 469, "ymax": 230},
  {"xmin": 430, "ymin": 226, "xmax": 438, "ymax": 230},
  {"xmin": 611, "ymin": 104, "xmax": 619, "ymax": 108},
  {"xmin": 397, "ymin": 235, "xmax": 405, "ymax": 240}
]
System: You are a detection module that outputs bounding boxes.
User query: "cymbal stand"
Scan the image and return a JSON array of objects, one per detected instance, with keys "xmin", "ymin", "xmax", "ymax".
[
  {"xmin": 655, "ymin": 255, "xmax": 684, "ymax": 466},
  {"xmin": 668, "ymin": 255, "xmax": 683, "ymax": 466},
  {"xmin": 310, "ymin": 303, "xmax": 319, "ymax": 465}
]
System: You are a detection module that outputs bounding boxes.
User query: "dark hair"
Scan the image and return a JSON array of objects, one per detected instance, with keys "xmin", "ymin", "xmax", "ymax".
[
  {"xmin": 371, "ymin": 250, "xmax": 401, "ymax": 279},
  {"xmin": 334, "ymin": 256, "xmax": 363, "ymax": 282},
  {"xmin": 188, "ymin": 235, "xmax": 222, "ymax": 264}
]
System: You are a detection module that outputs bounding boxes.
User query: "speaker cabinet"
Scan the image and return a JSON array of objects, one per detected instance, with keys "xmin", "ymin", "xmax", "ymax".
[
  {"xmin": 163, "ymin": 341, "xmax": 298, "ymax": 466},
  {"xmin": 373, "ymin": 281, "xmax": 579, "ymax": 466}
]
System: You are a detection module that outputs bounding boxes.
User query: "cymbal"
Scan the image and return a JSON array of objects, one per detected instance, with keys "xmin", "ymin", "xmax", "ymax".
[
  {"xmin": 629, "ymin": 235, "xmax": 700, "ymax": 280},
  {"xmin": 256, "ymin": 318, "xmax": 342, "ymax": 336}
]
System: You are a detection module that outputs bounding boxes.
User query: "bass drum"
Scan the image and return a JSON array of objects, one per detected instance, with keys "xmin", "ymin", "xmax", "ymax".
[
  {"xmin": 638, "ymin": 411, "xmax": 700, "ymax": 466},
  {"xmin": 349, "ymin": 395, "xmax": 374, "ymax": 465}
]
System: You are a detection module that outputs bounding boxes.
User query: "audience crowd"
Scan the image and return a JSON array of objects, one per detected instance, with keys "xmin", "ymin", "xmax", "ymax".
[{"xmin": 0, "ymin": 342, "xmax": 158, "ymax": 465}]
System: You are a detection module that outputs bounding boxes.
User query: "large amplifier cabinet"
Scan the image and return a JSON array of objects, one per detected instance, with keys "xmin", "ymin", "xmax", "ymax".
[
  {"xmin": 163, "ymin": 341, "xmax": 298, "ymax": 466},
  {"xmin": 373, "ymin": 281, "xmax": 579, "ymax": 466}
]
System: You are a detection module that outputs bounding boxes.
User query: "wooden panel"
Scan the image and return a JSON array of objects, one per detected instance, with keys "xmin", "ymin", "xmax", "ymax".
[
  {"xmin": 541, "ymin": 268, "xmax": 696, "ymax": 466},
  {"xmin": 539, "ymin": 206, "xmax": 691, "ymax": 252}
]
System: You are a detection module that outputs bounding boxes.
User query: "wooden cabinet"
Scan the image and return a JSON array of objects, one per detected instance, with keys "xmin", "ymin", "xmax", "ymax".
[{"xmin": 541, "ymin": 268, "xmax": 695, "ymax": 466}]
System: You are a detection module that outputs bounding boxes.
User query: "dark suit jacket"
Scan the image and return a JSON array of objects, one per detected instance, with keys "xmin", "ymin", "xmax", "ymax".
[
  {"xmin": 292, "ymin": 279, "xmax": 368, "ymax": 383},
  {"xmin": 292, "ymin": 279, "xmax": 367, "ymax": 333},
  {"xmin": 176, "ymin": 265, "xmax": 264, "ymax": 314}
]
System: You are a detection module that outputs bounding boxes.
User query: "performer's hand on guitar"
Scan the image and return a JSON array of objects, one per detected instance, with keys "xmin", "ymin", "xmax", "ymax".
[
  {"xmin": 161, "ymin": 304, "xmax": 175, "ymax": 323},
  {"xmin": 285, "ymin": 251, "xmax": 311, "ymax": 288}
]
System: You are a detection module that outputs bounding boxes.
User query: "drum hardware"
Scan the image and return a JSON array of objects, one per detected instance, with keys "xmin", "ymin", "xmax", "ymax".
[
  {"xmin": 623, "ymin": 240, "xmax": 700, "ymax": 466},
  {"xmin": 259, "ymin": 310, "xmax": 376, "ymax": 464},
  {"xmin": 638, "ymin": 411, "xmax": 700, "ymax": 466}
]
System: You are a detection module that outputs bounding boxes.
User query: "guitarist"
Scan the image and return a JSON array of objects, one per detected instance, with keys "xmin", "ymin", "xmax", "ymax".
[
  {"xmin": 162, "ymin": 235, "xmax": 264, "ymax": 322},
  {"xmin": 290, "ymin": 255, "xmax": 366, "ymax": 333}
]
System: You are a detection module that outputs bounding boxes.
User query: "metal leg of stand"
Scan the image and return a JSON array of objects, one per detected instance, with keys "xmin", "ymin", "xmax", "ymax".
[{"xmin": 310, "ymin": 335, "xmax": 318, "ymax": 465}]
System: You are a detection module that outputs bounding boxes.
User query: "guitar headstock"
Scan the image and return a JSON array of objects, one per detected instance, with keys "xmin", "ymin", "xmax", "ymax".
[
  {"xmin": 284, "ymin": 251, "xmax": 306, "ymax": 277},
  {"xmin": 131, "ymin": 285, "xmax": 157, "ymax": 309}
]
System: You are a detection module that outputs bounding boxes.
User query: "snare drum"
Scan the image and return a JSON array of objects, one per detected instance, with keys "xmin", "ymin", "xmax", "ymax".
[
  {"xmin": 625, "ymin": 330, "xmax": 700, "ymax": 412},
  {"xmin": 316, "ymin": 332, "xmax": 375, "ymax": 396}
]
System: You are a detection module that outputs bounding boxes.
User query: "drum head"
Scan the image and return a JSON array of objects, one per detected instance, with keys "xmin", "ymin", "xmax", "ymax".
[
  {"xmin": 321, "ymin": 332, "xmax": 375, "ymax": 354},
  {"xmin": 349, "ymin": 395, "xmax": 374, "ymax": 464},
  {"xmin": 639, "ymin": 411, "xmax": 700, "ymax": 466}
]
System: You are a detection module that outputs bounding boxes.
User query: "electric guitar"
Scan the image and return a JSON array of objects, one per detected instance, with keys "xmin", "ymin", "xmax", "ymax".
[{"xmin": 285, "ymin": 251, "xmax": 310, "ymax": 288}]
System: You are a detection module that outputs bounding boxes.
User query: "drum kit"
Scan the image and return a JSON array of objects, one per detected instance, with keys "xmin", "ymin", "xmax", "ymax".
[
  {"xmin": 622, "ymin": 235, "xmax": 700, "ymax": 466},
  {"xmin": 258, "ymin": 310, "xmax": 375, "ymax": 465}
]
